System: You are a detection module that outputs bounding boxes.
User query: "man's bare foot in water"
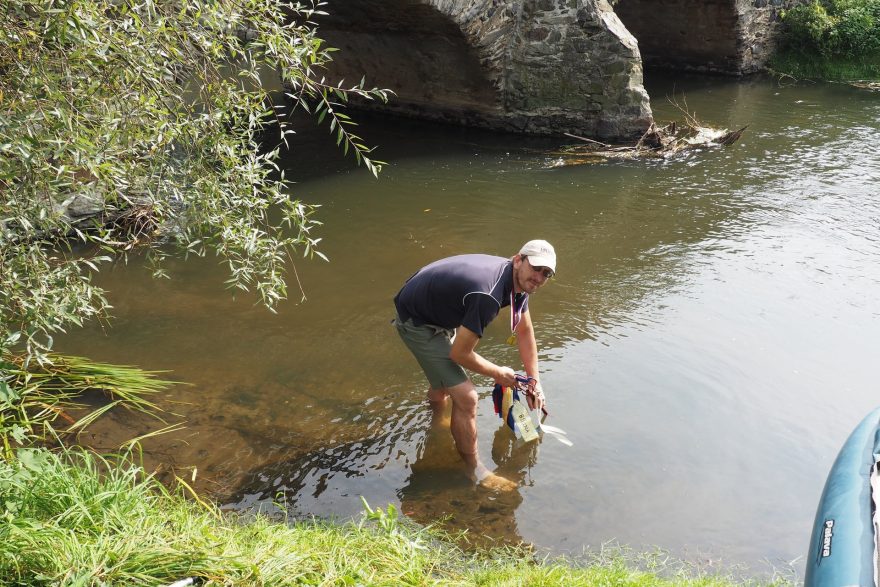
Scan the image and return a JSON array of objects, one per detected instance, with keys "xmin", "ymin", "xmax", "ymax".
[
  {"xmin": 474, "ymin": 464, "xmax": 518, "ymax": 491},
  {"xmin": 479, "ymin": 472, "xmax": 518, "ymax": 491}
]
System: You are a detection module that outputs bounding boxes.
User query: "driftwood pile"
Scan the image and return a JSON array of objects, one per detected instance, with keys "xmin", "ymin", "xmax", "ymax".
[
  {"xmin": 850, "ymin": 80, "xmax": 880, "ymax": 91},
  {"xmin": 548, "ymin": 107, "xmax": 747, "ymax": 167}
]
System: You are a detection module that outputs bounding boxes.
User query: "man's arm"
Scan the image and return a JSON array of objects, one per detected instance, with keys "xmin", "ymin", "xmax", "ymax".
[
  {"xmin": 449, "ymin": 325, "xmax": 517, "ymax": 387},
  {"xmin": 516, "ymin": 310, "xmax": 546, "ymax": 412}
]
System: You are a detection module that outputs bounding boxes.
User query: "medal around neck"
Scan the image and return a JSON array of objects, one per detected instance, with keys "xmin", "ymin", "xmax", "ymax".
[{"xmin": 508, "ymin": 289, "xmax": 526, "ymax": 347}]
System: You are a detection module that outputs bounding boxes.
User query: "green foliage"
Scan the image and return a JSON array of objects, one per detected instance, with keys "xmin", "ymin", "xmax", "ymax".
[
  {"xmin": 780, "ymin": 1, "xmax": 838, "ymax": 55},
  {"xmin": 779, "ymin": 0, "xmax": 880, "ymax": 59},
  {"xmin": 835, "ymin": 4, "xmax": 880, "ymax": 56},
  {"xmin": 0, "ymin": 0, "xmax": 389, "ymax": 363}
]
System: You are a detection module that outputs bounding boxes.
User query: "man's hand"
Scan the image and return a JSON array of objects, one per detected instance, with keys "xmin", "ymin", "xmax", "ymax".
[
  {"xmin": 494, "ymin": 366, "xmax": 517, "ymax": 387},
  {"xmin": 525, "ymin": 378, "xmax": 546, "ymax": 414}
]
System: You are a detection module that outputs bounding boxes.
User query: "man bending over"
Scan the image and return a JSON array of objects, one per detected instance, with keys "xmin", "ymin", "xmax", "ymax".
[{"xmin": 393, "ymin": 240, "xmax": 556, "ymax": 490}]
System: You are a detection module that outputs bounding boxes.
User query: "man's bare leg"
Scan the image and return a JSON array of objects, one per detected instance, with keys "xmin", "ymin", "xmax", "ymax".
[
  {"xmin": 427, "ymin": 387, "xmax": 450, "ymax": 427},
  {"xmin": 445, "ymin": 380, "xmax": 517, "ymax": 491}
]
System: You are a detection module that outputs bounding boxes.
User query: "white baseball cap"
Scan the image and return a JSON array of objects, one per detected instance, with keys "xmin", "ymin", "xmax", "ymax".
[{"xmin": 519, "ymin": 239, "xmax": 556, "ymax": 273}]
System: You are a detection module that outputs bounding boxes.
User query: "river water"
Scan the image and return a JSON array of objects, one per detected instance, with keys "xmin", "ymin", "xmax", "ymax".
[{"xmin": 57, "ymin": 74, "xmax": 880, "ymax": 579}]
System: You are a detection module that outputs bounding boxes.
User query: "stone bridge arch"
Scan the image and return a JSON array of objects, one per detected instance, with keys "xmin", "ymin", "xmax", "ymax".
[
  {"xmin": 311, "ymin": 0, "xmax": 792, "ymax": 139},
  {"xmin": 613, "ymin": 0, "xmax": 790, "ymax": 75},
  {"xmin": 315, "ymin": 0, "xmax": 653, "ymax": 140}
]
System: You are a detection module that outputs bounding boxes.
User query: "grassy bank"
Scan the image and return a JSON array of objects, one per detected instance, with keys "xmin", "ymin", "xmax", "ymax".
[
  {"xmin": 769, "ymin": 50, "xmax": 880, "ymax": 81},
  {"xmin": 0, "ymin": 448, "xmax": 788, "ymax": 586}
]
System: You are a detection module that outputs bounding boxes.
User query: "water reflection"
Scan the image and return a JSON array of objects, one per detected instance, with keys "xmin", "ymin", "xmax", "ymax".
[{"xmin": 398, "ymin": 403, "xmax": 535, "ymax": 548}]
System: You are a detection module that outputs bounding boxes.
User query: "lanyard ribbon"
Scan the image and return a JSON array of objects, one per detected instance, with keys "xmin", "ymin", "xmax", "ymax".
[{"xmin": 510, "ymin": 290, "xmax": 527, "ymax": 333}]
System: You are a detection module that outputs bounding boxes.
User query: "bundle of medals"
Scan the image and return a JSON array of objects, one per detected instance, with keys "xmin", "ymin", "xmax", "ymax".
[{"xmin": 492, "ymin": 375, "xmax": 571, "ymax": 445}]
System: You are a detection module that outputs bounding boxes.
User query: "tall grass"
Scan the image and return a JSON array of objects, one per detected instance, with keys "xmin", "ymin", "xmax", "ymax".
[
  {"xmin": 0, "ymin": 448, "xmax": 791, "ymax": 586},
  {"xmin": 1, "ymin": 353, "xmax": 176, "ymax": 458},
  {"xmin": 769, "ymin": 50, "xmax": 880, "ymax": 80}
]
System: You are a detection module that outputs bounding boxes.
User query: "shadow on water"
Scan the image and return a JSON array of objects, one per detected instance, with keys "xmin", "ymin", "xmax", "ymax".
[{"xmin": 57, "ymin": 74, "xmax": 880, "ymax": 577}]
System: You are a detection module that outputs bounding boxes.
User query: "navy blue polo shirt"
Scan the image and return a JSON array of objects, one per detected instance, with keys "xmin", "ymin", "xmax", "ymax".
[{"xmin": 393, "ymin": 254, "xmax": 529, "ymax": 337}]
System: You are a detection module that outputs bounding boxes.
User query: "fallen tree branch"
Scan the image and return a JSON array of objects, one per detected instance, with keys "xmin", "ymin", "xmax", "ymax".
[{"xmin": 550, "ymin": 100, "xmax": 747, "ymax": 166}]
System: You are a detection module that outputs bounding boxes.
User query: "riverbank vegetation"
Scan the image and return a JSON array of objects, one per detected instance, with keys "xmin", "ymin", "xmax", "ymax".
[
  {"xmin": 1, "ymin": 0, "xmax": 388, "ymax": 369},
  {"xmin": 0, "ymin": 447, "xmax": 788, "ymax": 586},
  {"xmin": 770, "ymin": 0, "xmax": 880, "ymax": 81}
]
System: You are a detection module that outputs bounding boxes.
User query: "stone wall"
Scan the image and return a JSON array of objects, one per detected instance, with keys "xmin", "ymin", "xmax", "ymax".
[
  {"xmin": 738, "ymin": 0, "xmax": 805, "ymax": 73},
  {"xmin": 503, "ymin": 0, "xmax": 652, "ymax": 138},
  {"xmin": 314, "ymin": 0, "xmax": 653, "ymax": 140},
  {"xmin": 613, "ymin": 0, "xmax": 801, "ymax": 74}
]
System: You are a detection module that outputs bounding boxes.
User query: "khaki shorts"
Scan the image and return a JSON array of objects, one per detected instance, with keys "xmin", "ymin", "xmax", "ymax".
[{"xmin": 393, "ymin": 316, "xmax": 468, "ymax": 389}]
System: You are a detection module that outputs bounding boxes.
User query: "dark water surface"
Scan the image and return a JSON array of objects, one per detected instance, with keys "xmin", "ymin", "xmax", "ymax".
[{"xmin": 57, "ymin": 75, "xmax": 880, "ymax": 578}]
